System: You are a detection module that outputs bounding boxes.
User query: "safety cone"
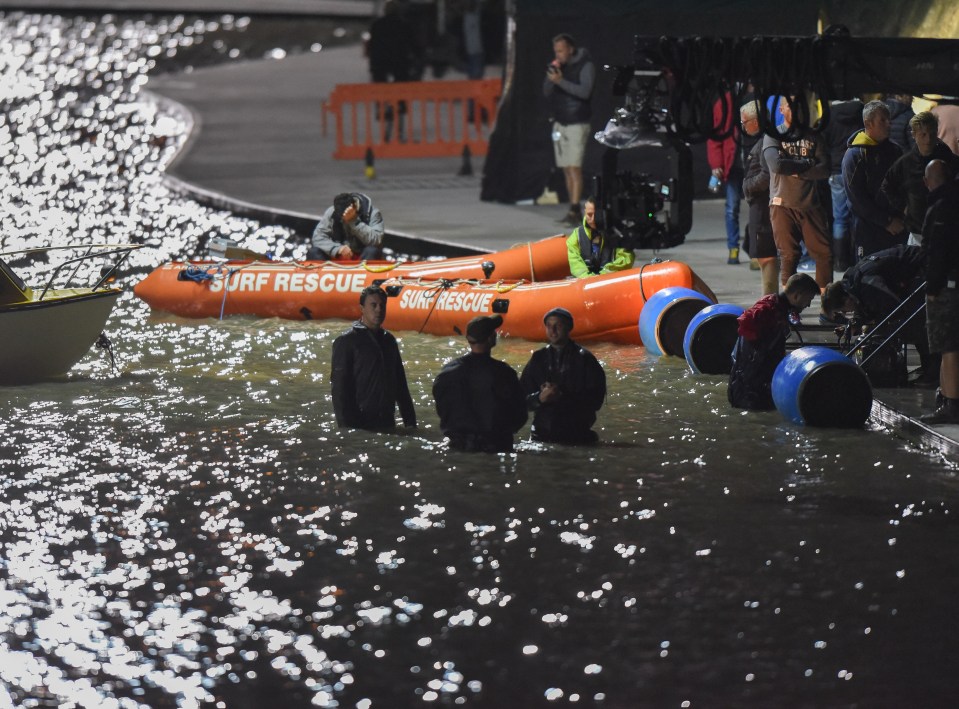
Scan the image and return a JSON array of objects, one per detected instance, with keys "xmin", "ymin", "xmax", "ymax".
[
  {"xmin": 458, "ymin": 145, "xmax": 473, "ymax": 176},
  {"xmin": 365, "ymin": 147, "xmax": 376, "ymax": 179}
]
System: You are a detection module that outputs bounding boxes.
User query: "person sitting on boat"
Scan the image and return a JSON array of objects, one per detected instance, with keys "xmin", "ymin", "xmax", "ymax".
[
  {"xmin": 566, "ymin": 196, "xmax": 635, "ymax": 278},
  {"xmin": 728, "ymin": 273, "xmax": 820, "ymax": 411},
  {"xmin": 821, "ymin": 244, "xmax": 935, "ymax": 385},
  {"xmin": 331, "ymin": 285, "xmax": 416, "ymax": 431},
  {"xmin": 309, "ymin": 192, "xmax": 385, "ymax": 260},
  {"xmin": 432, "ymin": 314, "xmax": 528, "ymax": 453},
  {"xmin": 520, "ymin": 307, "xmax": 606, "ymax": 444}
]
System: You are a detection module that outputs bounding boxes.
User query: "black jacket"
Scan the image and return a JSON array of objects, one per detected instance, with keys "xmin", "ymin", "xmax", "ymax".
[
  {"xmin": 742, "ymin": 137, "xmax": 772, "ymax": 241},
  {"xmin": 881, "ymin": 141, "xmax": 959, "ymax": 233},
  {"xmin": 520, "ymin": 341, "xmax": 606, "ymax": 444},
  {"xmin": 432, "ymin": 352, "xmax": 527, "ymax": 452},
  {"xmin": 331, "ymin": 322, "xmax": 416, "ymax": 430},
  {"xmin": 840, "ymin": 244, "xmax": 925, "ymax": 321},
  {"xmin": 841, "ymin": 130, "xmax": 903, "ymax": 256},
  {"xmin": 923, "ymin": 182, "xmax": 959, "ymax": 297}
]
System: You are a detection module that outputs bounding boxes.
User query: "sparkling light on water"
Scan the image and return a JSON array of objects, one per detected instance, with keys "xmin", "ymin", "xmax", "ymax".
[{"xmin": 1, "ymin": 10, "xmax": 959, "ymax": 709}]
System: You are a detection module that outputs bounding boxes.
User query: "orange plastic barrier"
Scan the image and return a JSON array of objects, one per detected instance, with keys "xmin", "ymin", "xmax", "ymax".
[{"xmin": 322, "ymin": 79, "xmax": 501, "ymax": 160}]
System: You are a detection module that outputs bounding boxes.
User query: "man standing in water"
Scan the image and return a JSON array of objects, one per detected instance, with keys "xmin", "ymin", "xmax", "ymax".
[
  {"xmin": 331, "ymin": 285, "xmax": 416, "ymax": 431},
  {"xmin": 521, "ymin": 307, "xmax": 606, "ymax": 444},
  {"xmin": 432, "ymin": 314, "xmax": 527, "ymax": 452}
]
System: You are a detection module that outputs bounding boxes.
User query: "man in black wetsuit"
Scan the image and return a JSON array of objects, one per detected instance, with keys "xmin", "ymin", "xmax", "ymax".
[
  {"xmin": 520, "ymin": 307, "xmax": 606, "ymax": 444},
  {"xmin": 821, "ymin": 244, "xmax": 935, "ymax": 384},
  {"xmin": 432, "ymin": 314, "xmax": 527, "ymax": 452},
  {"xmin": 331, "ymin": 285, "xmax": 416, "ymax": 431}
]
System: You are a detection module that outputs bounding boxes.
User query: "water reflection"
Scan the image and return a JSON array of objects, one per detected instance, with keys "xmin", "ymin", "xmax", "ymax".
[{"xmin": 2, "ymin": 11, "xmax": 959, "ymax": 709}]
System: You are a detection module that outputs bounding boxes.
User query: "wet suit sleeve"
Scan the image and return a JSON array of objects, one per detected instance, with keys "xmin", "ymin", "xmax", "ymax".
[
  {"xmin": 331, "ymin": 334, "xmax": 360, "ymax": 427},
  {"xmin": 389, "ymin": 336, "xmax": 417, "ymax": 427},
  {"xmin": 582, "ymin": 351, "xmax": 607, "ymax": 412},
  {"xmin": 504, "ymin": 367, "xmax": 529, "ymax": 434},
  {"xmin": 520, "ymin": 349, "xmax": 547, "ymax": 410}
]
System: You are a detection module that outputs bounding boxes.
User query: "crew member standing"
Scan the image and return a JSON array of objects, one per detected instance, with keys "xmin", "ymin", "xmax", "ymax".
[
  {"xmin": 520, "ymin": 307, "xmax": 606, "ymax": 444},
  {"xmin": 920, "ymin": 160, "xmax": 959, "ymax": 424},
  {"xmin": 543, "ymin": 33, "xmax": 595, "ymax": 226},
  {"xmin": 763, "ymin": 97, "xmax": 832, "ymax": 289},
  {"xmin": 432, "ymin": 315, "xmax": 527, "ymax": 452},
  {"xmin": 331, "ymin": 286, "xmax": 416, "ymax": 431}
]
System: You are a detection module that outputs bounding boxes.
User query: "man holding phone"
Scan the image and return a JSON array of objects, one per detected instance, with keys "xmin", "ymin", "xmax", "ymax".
[{"xmin": 543, "ymin": 33, "xmax": 595, "ymax": 226}]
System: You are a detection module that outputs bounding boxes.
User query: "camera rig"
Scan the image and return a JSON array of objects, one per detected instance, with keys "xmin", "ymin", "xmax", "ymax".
[
  {"xmin": 593, "ymin": 55, "xmax": 692, "ymax": 251},
  {"xmin": 593, "ymin": 29, "xmax": 959, "ymax": 252}
]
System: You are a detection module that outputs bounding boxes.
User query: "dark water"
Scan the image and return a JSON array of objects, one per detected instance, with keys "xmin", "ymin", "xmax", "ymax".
[{"xmin": 2, "ymin": 12, "xmax": 959, "ymax": 709}]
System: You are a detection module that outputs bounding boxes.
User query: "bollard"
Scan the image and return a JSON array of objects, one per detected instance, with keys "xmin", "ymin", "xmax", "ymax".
[
  {"xmin": 638, "ymin": 286, "xmax": 712, "ymax": 357},
  {"xmin": 683, "ymin": 303, "xmax": 745, "ymax": 374},
  {"xmin": 364, "ymin": 147, "xmax": 375, "ymax": 179},
  {"xmin": 772, "ymin": 346, "xmax": 873, "ymax": 427},
  {"xmin": 458, "ymin": 145, "xmax": 473, "ymax": 176}
]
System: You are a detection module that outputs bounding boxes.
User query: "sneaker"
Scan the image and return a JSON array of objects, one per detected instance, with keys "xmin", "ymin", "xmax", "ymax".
[
  {"xmin": 749, "ymin": 258, "xmax": 760, "ymax": 271},
  {"xmin": 797, "ymin": 258, "xmax": 816, "ymax": 273},
  {"xmin": 560, "ymin": 207, "xmax": 582, "ymax": 226},
  {"xmin": 727, "ymin": 247, "xmax": 740, "ymax": 265}
]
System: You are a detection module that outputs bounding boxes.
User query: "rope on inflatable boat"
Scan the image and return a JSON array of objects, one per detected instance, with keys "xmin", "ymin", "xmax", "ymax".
[
  {"xmin": 495, "ymin": 280, "xmax": 524, "ymax": 293},
  {"xmin": 527, "ymin": 242, "xmax": 536, "ymax": 282},
  {"xmin": 418, "ymin": 278, "xmax": 455, "ymax": 334},
  {"xmin": 363, "ymin": 261, "xmax": 399, "ymax": 273},
  {"xmin": 178, "ymin": 262, "xmax": 258, "ymax": 320}
]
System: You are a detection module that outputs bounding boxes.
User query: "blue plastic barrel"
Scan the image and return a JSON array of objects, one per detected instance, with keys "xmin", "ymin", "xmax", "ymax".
[
  {"xmin": 683, "ymin": 303, "xmax": 745, "ymax": 374},
  {"xmin": 772, "ymin": 346, "xmax": 873, "ymax": 427},
  {"xmin": 638, "ymin": 287, "xmax": 713, "ymax": 357}
]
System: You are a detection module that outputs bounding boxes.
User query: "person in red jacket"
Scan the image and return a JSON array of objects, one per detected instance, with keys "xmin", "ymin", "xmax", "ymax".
[
  {"xmin": 728, "ymin": 273, "xmax": 820, "ymax": 410},
  {"xmin": 707, "ymin": 92, "xmax": 744, "ymax": 264}
]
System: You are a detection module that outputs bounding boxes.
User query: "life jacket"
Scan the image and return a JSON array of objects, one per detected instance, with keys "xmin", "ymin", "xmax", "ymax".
[{"xmin": 574, "ymin": 225, "xmax": 615, "ymax": 275}]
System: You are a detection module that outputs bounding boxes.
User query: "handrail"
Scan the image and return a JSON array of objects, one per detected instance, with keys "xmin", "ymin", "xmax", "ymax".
[
  {"xmin": 322, "ymin": 78, "xmax": 502, "ymax": 160},
  {"xmin": 843, "ymin": 281, "xmax": 926, "ymax": 363},
  {"xmin": 27, "ymin": 244, "xmax": 145, "ymax": 301}
]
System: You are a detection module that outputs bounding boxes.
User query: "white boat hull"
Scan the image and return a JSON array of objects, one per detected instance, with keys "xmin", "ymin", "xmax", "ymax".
[{"xmin": 0, "ymin": 290, "xmax": 122, "ymax": 383}]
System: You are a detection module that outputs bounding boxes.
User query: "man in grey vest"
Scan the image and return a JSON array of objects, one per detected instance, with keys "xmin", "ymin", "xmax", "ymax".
[{"xmin": 543, "ymin": 33, "xmax": 595, "ymax": 226}]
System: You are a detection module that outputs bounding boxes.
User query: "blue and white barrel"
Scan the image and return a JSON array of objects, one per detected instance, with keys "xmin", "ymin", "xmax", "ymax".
[
  {"xmin": 772, "ymin": 346, "xmax": 873, "ymax": 427},
  {"xmin": 683, "ymin": 303, "xmax": 745, "ymax": 374},
  {"xmin": 638, "ymin": 287, "xmax": 713, "ymax": 357}
]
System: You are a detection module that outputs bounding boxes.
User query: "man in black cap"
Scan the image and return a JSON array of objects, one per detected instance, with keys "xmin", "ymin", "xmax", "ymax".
[
  {"xmin": 520, "ymin": 307, "xmax": 606, "ymax": 444},
  {"xmin": 432, "ymin": 314, "xmax": 527, "ymax": 453}
]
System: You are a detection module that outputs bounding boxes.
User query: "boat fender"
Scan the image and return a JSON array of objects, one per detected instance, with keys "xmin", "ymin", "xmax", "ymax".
[
  {"xmin": 638, "ymin": 286, "xmax": 712, "ymax": 357},
  {"xmin": 683, "ymin": 303, "xmax": 745, "ymax": 375},
  {"xmin": 772, "ymin": 346, "xmax": 873, "ymax": 427},
  {"xmin": 95, "ymin": 332, "xmax": 116, "ymax": 370}
]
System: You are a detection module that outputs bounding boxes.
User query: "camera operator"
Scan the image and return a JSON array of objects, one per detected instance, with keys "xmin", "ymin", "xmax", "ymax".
[{"xmin": 566, "ymin": 196, "xmax": 635, "ymax": 278}]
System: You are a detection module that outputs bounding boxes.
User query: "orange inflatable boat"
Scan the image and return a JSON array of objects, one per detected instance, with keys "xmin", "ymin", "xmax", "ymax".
[{"xmin": 134, "ymin": 252, "xmax": 715, "ymax": 344}]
